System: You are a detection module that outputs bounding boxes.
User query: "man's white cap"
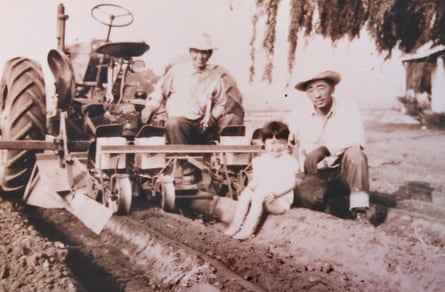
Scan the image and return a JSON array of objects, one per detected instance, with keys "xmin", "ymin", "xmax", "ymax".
[{"xmin": 189, "ymin": 32, "xmax": 216, "ymax": 51}]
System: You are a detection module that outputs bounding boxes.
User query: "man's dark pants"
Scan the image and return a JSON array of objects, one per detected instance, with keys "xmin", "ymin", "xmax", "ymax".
[
  {"xmin": 166, "ymin": 117, "xmax": 217, "ymax": 145},
  {"xmin": 294, "ymin": 146, "xmax": 369, "ymax": 218},
  {"xmin": 166, "ymin": 115, "xmax": 244, "ymax": 145}
]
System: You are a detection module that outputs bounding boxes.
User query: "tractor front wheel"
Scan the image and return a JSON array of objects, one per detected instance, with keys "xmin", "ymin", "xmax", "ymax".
[{"xmin": 0, "ymin": 57, "xmax": 46, "ymax": 197}]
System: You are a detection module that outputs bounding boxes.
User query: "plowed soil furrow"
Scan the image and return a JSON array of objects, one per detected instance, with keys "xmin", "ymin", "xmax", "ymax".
[{"xmin": 24, "ymin": 206, "xmax": 271, "ymax": 291}]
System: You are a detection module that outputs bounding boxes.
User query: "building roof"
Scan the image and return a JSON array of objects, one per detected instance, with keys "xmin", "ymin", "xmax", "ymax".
[{"xmin": 402, "ymin": 43, "xmax": 445, "ymax": 63}]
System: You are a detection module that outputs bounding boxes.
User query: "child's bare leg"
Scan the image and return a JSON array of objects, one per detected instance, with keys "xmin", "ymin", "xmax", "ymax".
[
  {"xmin": 233, "ymin": 195, "xmax": 264, "ymax": 240},
  {"xmin": 264, "ymin": 199, "xmax": 288, "ymax": 215},
  {"xmin": 224, "ymin": 189, "xmax": 253, "ymax": 236}
]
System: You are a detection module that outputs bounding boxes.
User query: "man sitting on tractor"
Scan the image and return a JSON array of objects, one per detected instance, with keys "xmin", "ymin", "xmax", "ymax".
[{"xmin": 141, "ymin": 32, "xmax": 244, "ymax": 144}]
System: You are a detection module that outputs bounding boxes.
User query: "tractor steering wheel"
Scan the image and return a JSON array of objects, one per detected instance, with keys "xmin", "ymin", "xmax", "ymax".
[{"xmin": 91, "ymin": 3, "xmax": 134, "ymax": 28}]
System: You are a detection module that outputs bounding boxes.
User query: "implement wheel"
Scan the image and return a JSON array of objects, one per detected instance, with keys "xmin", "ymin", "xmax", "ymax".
[
  {"xmin": 160, "ymin": 175, "xmax": 175, "ymax": 211},
  {"xmin": 116, "ymin": 174, "xmax": 132, "ymax": 215},
  {"xmin": 0, "ymin": 57, "xmax": 46, "ymax": 197}
]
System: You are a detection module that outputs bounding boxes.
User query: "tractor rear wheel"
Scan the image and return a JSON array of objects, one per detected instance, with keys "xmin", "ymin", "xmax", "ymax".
[{"xmin": 0, "ymin": 57, "xmax": 46, "ymax": 197}]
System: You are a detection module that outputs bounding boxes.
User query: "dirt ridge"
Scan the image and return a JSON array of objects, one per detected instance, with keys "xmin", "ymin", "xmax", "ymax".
[{"xmin": 105, "ymin": 215, "xmax": 265, "ymax": 291}]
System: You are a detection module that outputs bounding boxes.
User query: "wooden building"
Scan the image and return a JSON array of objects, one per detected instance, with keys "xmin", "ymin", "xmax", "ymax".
[{"xmin": 402, "ymin": 44, "xmax": 445, "ymax": 113}]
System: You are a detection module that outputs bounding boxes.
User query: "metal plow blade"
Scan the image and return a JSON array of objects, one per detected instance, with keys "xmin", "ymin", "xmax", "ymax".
[
  {"xmin": 68, "ymin": 192, "xmax": 113, "ymax": 234},
  {"xmin": 23, "ymin": 153, "xmax": 112, "ymax": 234},
  {"xmin": 23, "ymin": 154, "xmax": 71, "ymax": 208}
]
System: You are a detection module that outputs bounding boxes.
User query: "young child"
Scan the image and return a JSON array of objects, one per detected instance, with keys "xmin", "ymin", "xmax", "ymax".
[{"xmin": 224, "ymin": 121, "xmax": 300, "ymax": 240}]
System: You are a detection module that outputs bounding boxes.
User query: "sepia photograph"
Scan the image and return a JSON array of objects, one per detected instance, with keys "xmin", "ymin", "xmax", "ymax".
[{"xmin": 0, "ymin": 0, "xmax": 444, "ymax": 291}]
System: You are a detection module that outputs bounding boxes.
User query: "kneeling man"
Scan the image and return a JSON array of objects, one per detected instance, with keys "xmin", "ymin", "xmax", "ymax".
[{"xmin": 285, "ymin": 70, "xmax": 370, "ymax": 222}]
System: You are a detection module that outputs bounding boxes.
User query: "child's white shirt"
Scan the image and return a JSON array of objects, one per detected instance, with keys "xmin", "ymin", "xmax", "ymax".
[{"xmin": 251, "ymin": 152, "xmax": 299, "ymax": 206}]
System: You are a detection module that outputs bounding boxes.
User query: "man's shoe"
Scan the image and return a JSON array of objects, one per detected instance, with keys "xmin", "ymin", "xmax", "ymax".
[{"xmin": 352, "ymin": 209, "xmax": 369, "ymax": 224}]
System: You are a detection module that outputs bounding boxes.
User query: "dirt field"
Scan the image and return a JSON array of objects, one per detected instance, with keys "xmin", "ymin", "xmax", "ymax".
[{"xmin": 1, "ymin": 108, "xmax": 445, "ymax": 291}]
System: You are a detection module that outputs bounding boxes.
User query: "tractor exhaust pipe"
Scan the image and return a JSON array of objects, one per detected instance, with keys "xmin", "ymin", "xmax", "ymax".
[{"xmin": 56, "ymin": 3, "xmax": 69, "ymax": 52}]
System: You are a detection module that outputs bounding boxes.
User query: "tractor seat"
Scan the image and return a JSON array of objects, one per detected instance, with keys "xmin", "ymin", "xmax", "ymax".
[{"xmin": 96, "ymin": 41, "xmax": 150, "ymax": 59}]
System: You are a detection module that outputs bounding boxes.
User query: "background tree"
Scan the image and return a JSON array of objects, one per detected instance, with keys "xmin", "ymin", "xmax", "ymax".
[{"xmin": 250, "ymin": 0, "xmax": 445, "ymax": 82}]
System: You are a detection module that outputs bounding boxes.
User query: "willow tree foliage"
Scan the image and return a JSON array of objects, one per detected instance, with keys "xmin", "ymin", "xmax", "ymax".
[{"xmin": 250, "ymin": 0, "xmax": 445, "ymax": 82}]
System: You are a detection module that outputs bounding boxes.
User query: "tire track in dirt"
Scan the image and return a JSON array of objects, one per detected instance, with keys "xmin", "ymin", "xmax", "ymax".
[{"xmin": 104, "ymin": 215, "xmax": 266, "ymax": 291}]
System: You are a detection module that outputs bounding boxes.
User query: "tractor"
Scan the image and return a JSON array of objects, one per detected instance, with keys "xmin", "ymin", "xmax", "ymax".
[{"xmin": 0, "ymin": 3, "xmax": 261, "ymax": 232}]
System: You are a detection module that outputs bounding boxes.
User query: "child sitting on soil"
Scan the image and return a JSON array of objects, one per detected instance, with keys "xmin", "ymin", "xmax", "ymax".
[{"xmin": 224, "ymin": 121, "xmax": 300, "ymax": 240}]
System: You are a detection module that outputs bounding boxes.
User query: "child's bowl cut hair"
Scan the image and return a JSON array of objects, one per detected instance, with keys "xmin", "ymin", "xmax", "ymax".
[{"xmin": 261, "ymin": 121, "xmax": 290, "ymax": 142}]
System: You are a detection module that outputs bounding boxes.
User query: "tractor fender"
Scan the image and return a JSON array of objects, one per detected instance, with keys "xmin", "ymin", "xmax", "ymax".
[{"xmin": 47, "ymin": 49, "xmax": 76, "ymax": 110}]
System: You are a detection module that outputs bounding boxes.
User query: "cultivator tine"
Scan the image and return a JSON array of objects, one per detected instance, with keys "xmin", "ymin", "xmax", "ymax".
[{"xmin": 66, "ymin": 156, "xmax": 88, "ymax": 188}]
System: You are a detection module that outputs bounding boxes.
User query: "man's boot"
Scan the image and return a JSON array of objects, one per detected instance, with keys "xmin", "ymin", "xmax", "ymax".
[{"xmin": 350, "ymin": 191, "xmax": 370, "ymax": 224}]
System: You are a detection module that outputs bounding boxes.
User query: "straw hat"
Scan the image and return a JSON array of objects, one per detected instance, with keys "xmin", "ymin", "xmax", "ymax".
[
  {"xmin": 294, "ymin": 70, "xmax": 341, "ymax": 91},
  {"xmin": 189, "ymin": 32, "xmax": 216, "ymax": 51}
]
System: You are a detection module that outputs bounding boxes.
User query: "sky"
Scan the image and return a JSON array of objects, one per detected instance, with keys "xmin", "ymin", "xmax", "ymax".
[
  {"xmin": 0, "ymin": 0, "xmax": 246, "ymax": 75},
  {"xmin": 0, "ymin": 0, "xmax": 408, "ymax": 110}
]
